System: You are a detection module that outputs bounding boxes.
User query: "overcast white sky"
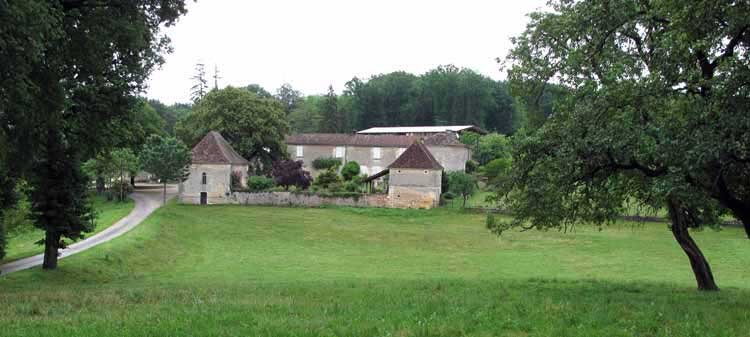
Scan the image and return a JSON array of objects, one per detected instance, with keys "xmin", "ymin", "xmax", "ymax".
[{"xmin": 145, "ymin": 0, "xmax": 548, "ymax": 104}]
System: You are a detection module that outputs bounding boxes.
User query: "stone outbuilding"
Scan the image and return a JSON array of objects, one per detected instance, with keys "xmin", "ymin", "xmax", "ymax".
[
  {"xmin": 365, "ymin": 142, "xmax": 443, "ymax": 209},
  {"xmin": 179, "ymin": 131, "xmax": 249, "ymax": 205}
]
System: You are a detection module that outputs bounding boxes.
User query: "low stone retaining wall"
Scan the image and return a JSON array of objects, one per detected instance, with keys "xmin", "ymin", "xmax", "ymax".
[{"xmin": 229, "ymin": 191, "xmax": 388, "ymax": 208}]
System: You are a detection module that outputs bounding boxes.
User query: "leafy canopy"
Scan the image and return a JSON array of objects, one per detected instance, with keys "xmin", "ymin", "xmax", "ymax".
[{"xmin": 176, "ymin": 86, "xmax": 289, "ymax": 172}]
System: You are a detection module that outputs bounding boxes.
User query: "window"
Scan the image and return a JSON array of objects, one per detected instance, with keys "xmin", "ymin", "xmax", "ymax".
[
  {"xmin": 201, "ymin": 172, "xmax": 207, "ymax": 185},
  {"xmin": 296, "ymin": 145, "xmax": 304, "ymax": 158},
  {"xmin": 334, "ymin": 146, "xmax": 345, "ymax": 158},
  {"xmin": 372, "ymin": 147, "xmax": 382, "ymax": 159}
]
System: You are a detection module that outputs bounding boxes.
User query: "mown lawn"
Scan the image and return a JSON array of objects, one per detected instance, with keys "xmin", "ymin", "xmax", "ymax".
[
  {"xmin": 1, "ymin": 204, "xmax": 749, "ymax": 336},
  {"xmin": 1, "ymin": 196, "xmax": 134, "ymax": 263}
]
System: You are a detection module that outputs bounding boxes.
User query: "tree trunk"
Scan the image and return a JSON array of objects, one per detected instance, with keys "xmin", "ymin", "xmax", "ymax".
[
  {"xmin": 130, "ymin": 175, "xmax": 135, "ymax": 188},
  {"xmin": 96, "ymin": 177, "xmax": 105, "ymax": 194},
  {"xmin": 163, "ymin": 182, "xmax": 167, "ymax": 205},
  {"xmin": 666, "ymin": 197, "xmax": 719, "ymax": 291},
  {"xmin": 42, "ymin": 230, "xmax": 60, "ymax": 270}
]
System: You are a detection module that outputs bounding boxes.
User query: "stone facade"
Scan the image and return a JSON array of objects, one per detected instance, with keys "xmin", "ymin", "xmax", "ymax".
[
  {"xmin": 288, "ymin": 143, "xmax": 467, "ymax": 176},
  {"xmin": 179, "ymin": 131, "xmax": 250, "ymax": 205},
  {"xmin": 387, "ymin": 168, "xmax": 442, "ymax": 208}
]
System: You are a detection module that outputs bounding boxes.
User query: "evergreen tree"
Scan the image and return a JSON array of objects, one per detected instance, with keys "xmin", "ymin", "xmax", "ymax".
[
  {"xmin": 30, "ymin": 130, "xmax": 95, "ymax": 270},
  {"xmin": 321, "ymin": 85, "xmax": 345, "ymax": 132},
  {"xmin": 190, "ymin": 62, "xmax": 208, "ymax": 103}
]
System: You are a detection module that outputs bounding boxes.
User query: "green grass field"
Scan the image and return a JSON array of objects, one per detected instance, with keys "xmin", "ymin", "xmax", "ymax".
[
  {"xmin": 1, "ymin": 196, "xmax": 134, "ymax": 263},
  {"xmin": 1, "ymin": 204, "xmax": 749, "ymax": 336}
]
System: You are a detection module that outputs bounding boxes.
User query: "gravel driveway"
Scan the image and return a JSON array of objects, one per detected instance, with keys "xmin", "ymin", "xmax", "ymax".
[{"xmin": 0, "ymin": 184, "xmax": 176, "ymax": 276}]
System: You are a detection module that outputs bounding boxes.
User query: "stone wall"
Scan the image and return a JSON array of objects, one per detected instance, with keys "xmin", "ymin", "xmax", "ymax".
[{"xmin": 228, "ymin": 191, "xmax": 388, "ymax": 208}]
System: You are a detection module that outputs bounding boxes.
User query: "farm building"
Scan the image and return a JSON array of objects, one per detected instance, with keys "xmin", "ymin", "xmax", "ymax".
[{"xmin": 179, "ymin": 131, "xmax": 249, "ymax": 205}]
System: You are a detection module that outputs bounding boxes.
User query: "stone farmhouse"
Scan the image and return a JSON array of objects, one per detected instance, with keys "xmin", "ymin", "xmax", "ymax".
[
  {"xmin": 285, "ymin": 131, "xmax": 470, "ymax": 176},
  {"xmin": 179, "ymin": 131, "xmax": 249, "ymax": 205}
]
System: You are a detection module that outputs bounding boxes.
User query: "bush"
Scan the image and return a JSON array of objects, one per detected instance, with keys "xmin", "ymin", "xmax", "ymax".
[
  {"xmin": 314, "ymin": 169, "xmax": 341, "ymax": 189},
  {"xmin": 111, "ymin": 180, "xmax": 134, "ymax": 202},
  {"xmin": 447, "ymin": 171, "xmax": 477, "ymax": 208},
  {"xmin": 340, "ymin": 161, "xmax": 360, "ymax": 181},
  {"xmin": 343, "ymin": 180, "xmax": 361, "ymax": 192},
  {"xmin": 312, "ymin": 157, "xmax": 342, "ymax": 170},
  {"xmin": 247, "ymin": 176, "xmax": 275, "ymax": 192},
  {"xmin": 230, "ymin": 171, "xmax": 242, "ymax": 190},
  {"xmin": 272, "ymin": 160, "xmax": 312, "ymax": 190},
  {"xmin": 465, "ymin": 160, "xmax": 479, "ymax": 173}
]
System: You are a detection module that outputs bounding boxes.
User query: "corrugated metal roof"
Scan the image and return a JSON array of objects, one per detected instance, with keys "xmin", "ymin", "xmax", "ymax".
[{"xmin": 357, "ymin": 125, "xmax": 486, "ymax": 134}]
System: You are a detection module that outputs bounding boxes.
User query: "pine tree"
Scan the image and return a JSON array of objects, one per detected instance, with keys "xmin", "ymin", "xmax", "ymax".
[
  {"xmin": 30, "ymin": 130, "xmax": 95, "ymax": 270},
  {"xmin": 321, "ymin": 85, "xmax": 345, "ymax": 132},
  {"xmin": 190, "ymin": 62, "xmax": 208, "ymax": 103}
]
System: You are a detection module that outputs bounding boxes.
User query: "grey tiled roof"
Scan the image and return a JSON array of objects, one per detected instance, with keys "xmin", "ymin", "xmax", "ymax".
[{"xmin": 192, "ymin": 131, "xmax": 250, "ymax": 165}]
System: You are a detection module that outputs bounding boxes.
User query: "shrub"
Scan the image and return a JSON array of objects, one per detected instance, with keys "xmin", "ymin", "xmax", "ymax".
[
  {"xmin": 247, "ymin": 176, "xmax": 275, "ymax": 191},
  {"xmin": 230, "ymin": 171, "xmax": 242, "ymax": 190},
  {"xmin": 312, "ymin": 157, "xmax": 342, "ymax": 170},
  {"xmin": 313, "ymin": 169, "xmax": 341, "ymax": 189},
  {"xmin": 447, "ymin": 171, "xmax": 477, "ymax": 208},
  {"xmin": 465, "ymin": 160, "xmax": 479, "ymax": 173},
  {"xmin": 111, "ymin": 180, "xmax": 134, "ymax": 202},
  {"xmin": 272, "ymin": 160, "xmax": 312, "ymax": 190},
  {"xmin": 340, "ymin": 161, "xmax": 360, "ymax": 181},
  {"xmin": 343, "ymin": 180, "xmax": 361, "ymax": 192}
]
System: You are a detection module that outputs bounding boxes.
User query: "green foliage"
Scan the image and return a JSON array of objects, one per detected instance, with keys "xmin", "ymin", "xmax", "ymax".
[
  {"xmin": 313, "ymin": 169, "xmax": 341, "ymax": 190},
  {"xmin": 230, "ymin": 172, "xmax": 242, "ymax": 191},
  {"xmin": 110, "ymin": 180, "xmax": 134, "ymax": 202},
  {"xmin": 140, "ymin": 135, "xmax": 191, "ymax": 203},
  {"xmin": 275, "ymin": 83, "xmax": 302, "ymax": 115},
  {"xmin": 481, "ymin": 157, "xmax": 512, "ymax": 187},
  {"xmin": 247, "ymin": 176, "xmax": 275, "ymax": 192},
  {"xmin": 175, "ymin": 86, "xmax": 288, "ymax": 173},
  {"xmin": 30, "ymin": 131, "xmax": 96, "ymax": 263},
  {"xmin": 320, "ymin": 85, "xmax": 346, "ymax": 133},
  {"xmin": 311, "ymin": 157, "xmax": 342, "ymax": 170},
  {"xmin": 148, "ymin": 99, "xmax": 191, "ymax": 135},
  {"xmin": 340, "ymin": 161, "xmax": 361, "ymax": 181},
  {"xmin": 472, "ymin": 133, "xmax": 511, "ymax": 165},
  {"xmin": 288, "ymin": 96, "xmax": 323, "ymax": 133},
  {"xmin": 465, "ymin": 159, "xmax": 479, "ymax": 173},
  {"xmin": 110, "ymin": 148, "xmax": 139, "ymax": 201},
  {"xmin": 245, "ymin": 84, "xmax": 274, "ymax": 99},
  {"xmin": 190, "ymin": 63, "xmax": 208, "ymax": 103},
  {"xmin": 502, "ymin": 0, "xmax": 750, "ymax": 290},
  {"xmin": 447, "ymin": 172, "xmax": 477, "ymax": 208}
]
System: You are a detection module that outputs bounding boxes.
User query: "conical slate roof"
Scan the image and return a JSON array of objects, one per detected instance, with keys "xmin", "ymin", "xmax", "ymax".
[
  {"xmin": 191, "ymin": 131, "xmax": 250, "ymax": 165},
  {"xmin": 388, "ymin": 142, "xmax": 443, "ymax": 170}
]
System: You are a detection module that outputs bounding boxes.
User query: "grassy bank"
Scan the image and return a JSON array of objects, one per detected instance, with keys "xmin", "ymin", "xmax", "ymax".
[
  {"xmin": 1, "ymin": 204, "xmax": 748, "ymax": 336},
  {"xmin": 1, "ymin": 196, "xmax": 135, "ymax": 263}
]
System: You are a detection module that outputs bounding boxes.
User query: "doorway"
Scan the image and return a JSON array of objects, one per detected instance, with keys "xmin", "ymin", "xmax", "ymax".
[{"xmin": 200, "ymin": 192, "xmax": 207, "ymax": 205}]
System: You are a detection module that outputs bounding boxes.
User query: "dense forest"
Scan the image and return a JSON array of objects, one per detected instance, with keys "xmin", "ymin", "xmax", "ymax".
[{"xmin": 148, "ymin": 64, "xmax": 557, "ymax": 141}]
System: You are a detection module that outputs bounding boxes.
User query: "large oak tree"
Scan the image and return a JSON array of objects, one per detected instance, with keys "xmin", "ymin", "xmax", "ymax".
[{"xmin": 498, "ymin": 0, "xmax": 749, "ymax": 290}]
